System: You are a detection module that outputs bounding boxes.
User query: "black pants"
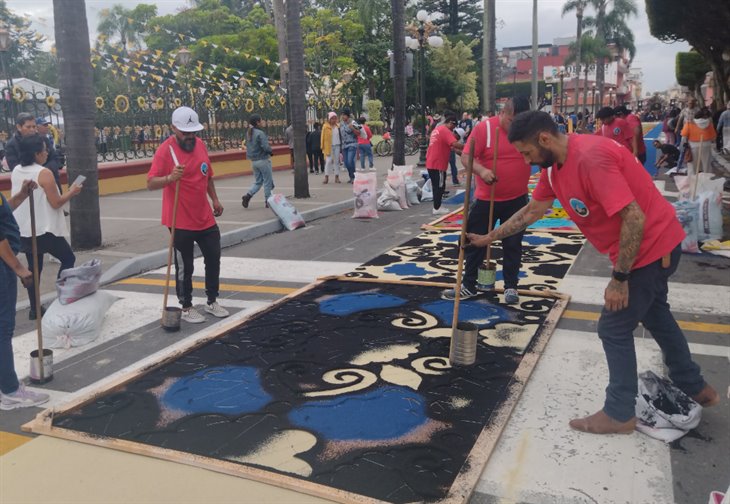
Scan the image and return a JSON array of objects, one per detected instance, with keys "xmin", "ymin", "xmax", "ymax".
[
  {"xmin": 307, "ymin": 150, "xmax": 325, "ymax": 173},
  {"xmin": 427, "ymin": 169, "xmax": 448, "ymax": 210},
  {"xmin": 21, "ymin": 233, "xmax": 75, "ymax": 312},
  {"xmin": 463, "ymin": 196, "xmax": 528, "ymax": 290},
  {"xmin": 173, "ymin": 225, "xmax": 221, "ymax": 309},
  {"xmin": 637, "ymin": 152, "xmax": 647, "ymax": 165}
]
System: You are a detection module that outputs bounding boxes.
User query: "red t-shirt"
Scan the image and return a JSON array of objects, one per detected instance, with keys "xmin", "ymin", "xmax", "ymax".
[
  {"xmin": 425, "ymin": 124, "xmax": 457, "ymax": 171},
  {"xmin": 595, "ymin": 117, "xmax": 633, "ymax": 152},
  {"xmin": 532, "ymin": 135, "xmax": 684, "ymax": 269},
  {"xmin": 358, "ymin": 124, "xmax": 373, "ymax": 145},
  {"xmin": 463, "ymin": 116, "xmax": 531, "ymax": 201},
  {"xmin": 625, "ymin": 113, "xmax": 646, "ymax": 155},
  {"xmin": 148, "ymin": 136, "xmax": 216, "ymax": 231}
]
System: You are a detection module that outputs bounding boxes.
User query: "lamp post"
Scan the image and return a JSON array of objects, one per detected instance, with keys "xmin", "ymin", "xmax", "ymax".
[
  {"xmin": 558, "ymin": 69, "xmax": 566, "ymax": 115},
  {"xmin": 591, "ymin": 83, "xmax": 597, "ymax": 117},
  {"xmin": 406, "ymin": 10, "xmax": 443, "ymax": 167},
  {"xmin": 609, "ymin": 87, "xmax": 615, "ymax": 107},
  {"xmin": 0, "ymin": 25, "xmax": 14, "ymax": 119},
  {"xmin": 175, "ymin": 47, "xmax": 193, "ymax": 107}
]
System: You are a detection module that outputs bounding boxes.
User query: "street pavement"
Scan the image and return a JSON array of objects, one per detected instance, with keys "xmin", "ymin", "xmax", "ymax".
[{"xmin": 1, "ymin": 153, "xmax": 728, "ymax": 504}]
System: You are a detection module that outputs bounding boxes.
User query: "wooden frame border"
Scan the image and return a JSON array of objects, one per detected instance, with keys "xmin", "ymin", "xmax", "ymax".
[{"xmin": 24, "ymin": 277, "xmax": 570, "ymax": 504}]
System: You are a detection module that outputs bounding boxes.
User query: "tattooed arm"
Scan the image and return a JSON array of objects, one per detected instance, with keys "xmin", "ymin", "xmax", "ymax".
[
  {"xmin": 466, "ymin": 198, "xmax": 554, "ymax": 247},
  {"xmin": 604, "ymin": 201, "xmax": 645, "ymax": 311}
]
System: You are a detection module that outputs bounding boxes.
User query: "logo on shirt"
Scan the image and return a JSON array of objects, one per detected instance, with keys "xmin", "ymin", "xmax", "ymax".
[
  {"xmin": 569, "ymin": 198, "xmax": 589, "ymax": 217},
  {"xmin": 613, "ymin": 127, "xmax": 621, "ymax": 136},
  {"xmin": 200, "ymin": 162, "xmax": 209, "ymax": 176}
]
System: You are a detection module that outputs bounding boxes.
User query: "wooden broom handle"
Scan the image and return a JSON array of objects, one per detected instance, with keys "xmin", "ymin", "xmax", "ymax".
[
  {"xmin": 29, "ymin": 187, "xmax": 45, "ymax": 381},
  {"xmin": 485, "ymin": 127, "xmax": 500, "ymax": 264}
]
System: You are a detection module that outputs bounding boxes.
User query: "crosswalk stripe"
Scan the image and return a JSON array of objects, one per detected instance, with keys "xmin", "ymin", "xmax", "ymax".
[
  {"xmin": 563, "ymin": 309, "xmax": 729, "ymax": 334},
  {"xmin": 116, "ymin": 278, "xmax": 296, "ymax": 295},
  {"xmin": 0, "ymin": 431, "xmax": 32, "ymax": 456}
]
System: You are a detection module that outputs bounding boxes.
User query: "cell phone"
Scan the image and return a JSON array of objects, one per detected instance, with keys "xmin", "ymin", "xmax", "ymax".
[{"xmin": 72, "ymin": 175, "xmax": 86, "ymax": 186}]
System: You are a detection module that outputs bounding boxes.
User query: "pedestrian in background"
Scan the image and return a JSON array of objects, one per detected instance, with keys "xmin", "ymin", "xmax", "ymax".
[
  {"xmin": 321, "ymin": 111, "xmax": 341, "ymax": 184},
  {"xmin": 595, "ymin": 107, "xmax": 633, "ymax": 153},
  {"xmin": 307, "ymin": 123, "xmax": 324, "ymax": 174},
  {"xmin": 615, "ymin": 105, "xmax": 646, "ymax": 165},
  {"xmin": 5, "ymin": 112, "xmax": 38, "ymax": 173},
  {"xmin": 681, "ymin": 107, "xmax": 717, "ymax": 175},
  {"xmin": 147, "ymin": 107, "xmax": 229, "ymax": 324},
  {"xmin": 357, "ymin": 117, "xmax": 374, "ymax": 170},
  {"xmin": 242, "ymin": 114, "xmax": 274, "ymax": 208},
  {"xmin": 10, "ymin": 134, "xmax": 82, "ymax": 320},
  {"xmin": 425, "ymin": 110, "xmax": 463, "ymax": 216},
  {"xmin": 340, "ymin": 108, "xmax": 365, "ymax": 183},
  {"xmin": 36, "ymin": 117, "xmax": 63, "ymax": 193},
  {"xmin": 285, "ymin": 123, "xmax": 294, "ymax": 168}
]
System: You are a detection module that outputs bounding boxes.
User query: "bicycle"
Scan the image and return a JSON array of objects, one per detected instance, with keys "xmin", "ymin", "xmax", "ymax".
[{"xmin": 374, "ymin": 138, "xmax": 392, "ymax": 157}]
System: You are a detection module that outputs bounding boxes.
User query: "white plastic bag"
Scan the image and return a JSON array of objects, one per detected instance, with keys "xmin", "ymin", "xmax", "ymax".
[
  {"xmin": 635, "ymin": 370, "xmax": 702, "ymax": 443},
  {"xmin": 405, "ymin": 180, "xmax": 421, "ymax": 205},
  {"xmin": 353, "ymin": 171, "xmax": 379, "ymax": 219},
  {"xmin": 673, "ymin": 200, "xmax": 701, "ymax": 254},
  {"xmin": 421, "ymin": 178, "xmax": 434, "ymax": 202},
  {"xmin": 697, "ymin": 190, "xmax": 723, "ymax": 242},
  {"xmin": 377, "ymin": 181, "xmax": 402, "ymax": 211},
  {"xmin": 42, "ymin": 290, "xmax": 119, "ymax": 349},
  {"xmin": 267, "ymin": 193, "xmax": 306, "ymax": 231},
  {"xmin": 56, "ymin": 258, "xmax": 102, "ymax": 305},
  {"xmin": 387, "ymin": 170, "xmax": 408, "ymax": 209},
  {"xmin": 393, "ymin": 164, "xmax": 414, "ymax": 181}
]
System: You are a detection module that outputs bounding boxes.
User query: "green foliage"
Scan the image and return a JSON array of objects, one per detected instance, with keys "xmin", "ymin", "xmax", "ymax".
[
  {"xmin": 496, "ymin": 80, "xmax": 548, "ymax": 100},
  {"xmin": 427, "ymin": 38, "xmax": 479, "ymax": 110},
  {"xmin": 0, "ymin": 0, "xmax": 47, "ymax": 78},
  {"xmin": 97, "ymin": 3, "xmax": 158, "ymax": 53},
  {"xmin": 675, "ymin": 52, "xmax": 710, "ymax": 91},
  {"xmin": 365, "ymin": 99, "xmax": 382, "ymax": 121}
]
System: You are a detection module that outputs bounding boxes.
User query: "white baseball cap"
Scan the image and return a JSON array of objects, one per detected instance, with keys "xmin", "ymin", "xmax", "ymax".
[{"xmin": 171, "ymin": 106, "xmax": 204, "ymax": 132}]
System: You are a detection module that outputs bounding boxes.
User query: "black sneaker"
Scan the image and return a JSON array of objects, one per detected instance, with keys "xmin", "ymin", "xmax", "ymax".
[
  {"xmin": 241, "ymin": 194, "xmax": 251, "ymax": 208},
  {"xmin": 441, "ymin": 286, "xmax": 479, "ymax": 301}
]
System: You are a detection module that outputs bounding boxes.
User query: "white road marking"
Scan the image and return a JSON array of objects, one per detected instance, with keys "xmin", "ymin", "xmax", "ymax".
[
  {"xmin": 478, "ymin": 328, "xmax": 673, "ymax": 504},
  {"xmin": 100, "ymin": 216, "xmax": 255, "ymax": 226},
  {"xmin": 559, "ymin": 274, "xmax": 730, "ymax": 314},
  {"xmin": 146, "ymin": 257, "xmax": 361, "ymax": 284}
]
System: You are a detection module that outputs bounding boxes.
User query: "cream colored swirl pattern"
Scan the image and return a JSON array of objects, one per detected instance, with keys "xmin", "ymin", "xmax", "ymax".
[{"xmin": 304, "ymin": 368, "xmax": 378, "ymax": 397}]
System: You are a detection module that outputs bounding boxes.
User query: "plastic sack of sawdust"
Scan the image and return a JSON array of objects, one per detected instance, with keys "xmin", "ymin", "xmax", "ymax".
[
  {"xmin": 42, "ymin": 291, "xmax": 119, "ymax": 349},
  {"xmin": 635, "ymin": 370, "xmax": 702, "ymax": 443},
  {"xmin": 393, "ymin": 164, "xmax": 414, "ymax": 181},
  {"xmin": 267, "ymin": 193, "xmax": 306, "ymax": 231},
  {"xmin": 377, "ymin": 180, "xmax": 402, "ymax": 211},
  {"xmin": 405, "ymin": 180, "xmax": 421, "ymax": 205},
  {"xmin": 353, "ymin": 171, "xmax": 378, "ymax": 219},
  {"xmin": 672, "ymin": 200, "xmax": 701, "ymax": 254},
  {"xmin": 421, "ymin": 178, "xmax": 434, "ymax": 202},
  {"xmin": 696, "ymin": 190, "xmax": 723, "ymax": 242},
  {"xmin": 56, "ymin": 258, "xmax": 102, "ymax": 305},
  {"xmin": 387, "ymin": 170, "xmax": 409, "ymax": 209}
]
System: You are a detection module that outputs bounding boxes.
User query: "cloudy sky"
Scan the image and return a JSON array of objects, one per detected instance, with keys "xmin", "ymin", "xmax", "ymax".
[{"xmin": 8, "ymin": 0, "xmax": 689, "ymax": 94}]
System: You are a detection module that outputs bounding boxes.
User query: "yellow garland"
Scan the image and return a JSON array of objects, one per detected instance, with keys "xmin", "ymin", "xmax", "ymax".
[
  {"xmin": 12, "ymin": 85, "xmax": 25, "ymax": 103},
  {"xmin": 279, "ymin": 95, "xmax": 286, "ymax": 106},
  {"xmin": 114, "ymin": 95, "xmax": 130, "ymax": 113},
  {"xmin": 245, "ymin": 98, "xmax": 254, "ymax": 113},
  {"xmin": 269, "ymin": 98, "xmax": 276, "ymax": 107},
  {"xmin": 95, "ymin": 97, "xmax": 104, "ymax": 109},
  {"xmin": 45, "ymin": 95, "xmax": 56, "ymax": 108}
]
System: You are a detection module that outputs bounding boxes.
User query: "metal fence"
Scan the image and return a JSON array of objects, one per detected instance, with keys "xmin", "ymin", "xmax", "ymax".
[{"xmin": 1, "ymin": 84, "xmax": 354, "ymax": 164}]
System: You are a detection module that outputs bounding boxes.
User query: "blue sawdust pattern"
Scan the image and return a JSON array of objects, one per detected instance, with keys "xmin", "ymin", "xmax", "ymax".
[
  {"xmin": 319, "ymin": 292, "xmax": 407, "ymax": 316},
  {"xmin": 420, "ymin": 299, "xmax": 509, "ymax": 327},
  {"xmin": 384, "ymin": 263, "xmax": 430, "ymax": 276}
]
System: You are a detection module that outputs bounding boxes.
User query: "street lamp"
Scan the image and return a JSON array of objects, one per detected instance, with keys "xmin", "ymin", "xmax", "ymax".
[
  {"xmin": 176, "ymin": 47, "xmax": 193, "ymax": 106},
  {"xmin": 558, "ymin": 69, "xmax": 566, "ymax": 115},
  {"xmin": 407, "ymin": 10, "xmax": 443, "ymax": 167},
  {"xmin": 609, "ymin": 87, "xmax": 615, "ymax": 107},
  {"xmin": 0, "ymin": 25, "xmax": 15, "ymax": 118},
  {"xmin": 591, "ymin": 83, "xmax": 597, "ymax": 117}
]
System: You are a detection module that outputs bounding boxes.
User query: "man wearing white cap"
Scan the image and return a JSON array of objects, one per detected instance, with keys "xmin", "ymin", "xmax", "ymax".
[{"xmin": 147, "ymin": 107, "xmax": 229, "ymax": 324}]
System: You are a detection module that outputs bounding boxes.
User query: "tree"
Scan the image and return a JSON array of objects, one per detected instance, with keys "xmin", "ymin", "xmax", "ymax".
[
  {"xmin": 676, "ymin": 52, "xmax": 711, "ymax": 100},
  {"xmin": 287, "ymin": 0, "xmax": 309, "ymax": 198},
  {"xmin": 428, "ymin": 38, "xmax": 479, "ymax": 110},
  {"xmin": 566, "ymin": 33, "xmax": 609, "ymax": 111},
  {"xmin": 390, "ymin": 0, "xmax": 406, "ymax": 166},
  {"xmin": 54, "ymin": 0, "xmax": 101, "ymax": 249},
  {"xmin": 531, "ymin": 0, "xmax": 538, "ymax": 109},
  {"xmin": 97, "ymin": 4, "xmax": 157, "ymax": 54},
  {"xmin": 271, "ymin": 0, "xmax": 287, "ymax": 85},
  {"xmin": 0, "ymin": 1, "xmax": 47, "ymax": 78},
  {"xmin": 481, "ymin": 0, "xmax": 496, "ymax": 111},
  {"xmin": 418, "ymin": 0, "xmax": 483, "ymax": 38},
  {"xmin": 562, "ymin": 0, "xmax": 590, "ymax": 113},
  {"xmin": 646, "ymin": 0, "xmax": 730, "ymax": 109}
]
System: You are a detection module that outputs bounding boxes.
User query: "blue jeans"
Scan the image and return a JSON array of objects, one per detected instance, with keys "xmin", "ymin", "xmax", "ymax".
[
  {"xmin": 597, "ymin": 245, "xmax": 705, "ymax": 422},
  {"xmin": 248, "ymin": 158, "xmax": 274, "ymax": 201},
  {"xmin": 0, "ymin": 261, "xmax": 20, "ymax": 394},
  {"xmin": 343, "ymin": 146, "xmax": 357, "ymax": 181},
  {"xmin": 358, "ymin": 143, "xmax": 373, "ymax": 169}
]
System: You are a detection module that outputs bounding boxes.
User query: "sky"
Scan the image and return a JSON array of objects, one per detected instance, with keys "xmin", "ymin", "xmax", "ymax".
[{"xmin": 7, "ymin": 0, "xmax": 690, "ymax": 94}]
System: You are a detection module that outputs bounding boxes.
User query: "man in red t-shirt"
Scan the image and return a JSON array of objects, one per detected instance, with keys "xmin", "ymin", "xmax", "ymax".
[
  {"xmin": 468, "ymin": 111, "xmax": 718, "ymax": 435},
  {"xmin": 425, "ymin": 110, "xmax": 463, "ymax": 215},
  {"xmin": 147, "ymin": 107, "xmax": 229, "ymax": 324},
  {"xmin": 595, "ymin": 106, "xmax": 633, "ymax": 153},
  {"xmin": 442, "ymin": 96, "xmax": 531, "ymax": 304},
  {"xmin": 615, "ymin": 105, "xmax": 646, "ymax": 165}
]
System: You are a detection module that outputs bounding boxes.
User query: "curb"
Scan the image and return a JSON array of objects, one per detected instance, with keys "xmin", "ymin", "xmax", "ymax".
[{"xmin": 16, "ymin": 198, "xmax": 353, "ymax": 311}]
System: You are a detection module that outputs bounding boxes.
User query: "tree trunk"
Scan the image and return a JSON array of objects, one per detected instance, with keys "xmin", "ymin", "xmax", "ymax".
[
  {"xmin": 53, "ymin": 0, "xmax": 101, "ymax": 249},
  {"xmin": 482, "ymin": 0, "xmax": 496, "ymax": 112},
  {"xmin": 272, "ymin": 0, "xmax": 288, "ymax": 85},
  {"xmin": 448, "ymin": 0, "xmax": 459, "ymax": 35},
  {"xmin": 531, "ymin": 0, "xmax": 538, "ymax": 110},
  {"xmin": 391, "ymin": 0, "xmax": 406, "ymax": 166},
  {"xmin": 595, "ymin": 2, "xmax": 607, "ymax": 107},
  {"xmin": 286, "ymin": 0, "xmax": 309, "ymax": 198},
  {"xmin": 582, "ymin": 65, "xmax": 589, "ymax": 114},
  {"xmin": 572, "ymin": 10, "xmax": 583, "ymax": 114}
]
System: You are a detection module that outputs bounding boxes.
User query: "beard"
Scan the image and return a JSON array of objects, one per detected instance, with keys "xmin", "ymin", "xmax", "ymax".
[
  {"xmin": 177, "ymin": 136, "xmax": 196, "ymax": 152},
  {"xmin": 538, "ymin": 145, "xmax": 555, "ymax": 168}
]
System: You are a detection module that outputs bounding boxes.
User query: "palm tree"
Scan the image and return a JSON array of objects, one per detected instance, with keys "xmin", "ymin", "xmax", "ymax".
[
  {"xmin": 272, "ymin": 0, "xmax": 288, "ymax": 85},
  {"xmin": 482, "ymin": 0, "xmax": 496, "ymax": 111},
  {"xmin": 531, "ymin": 0, "xmax": 538, "ymax": 109},
  {"xmin": 53, "ymin": 0, "xmax": 101, "ymax": 249},
  {"xmin": 97, "ymin": 4, "xmax": 156, "ymax": 55},
  {"xmin": 562, "ymin": 0, "xmax": 590, "ymax": 114},
  {"xmin": 390, "ymin": 0, "xmax": 406, "ymax": 166},
  {"xmin": 566, "ymin": 34, "xmax": 609, "ymax": 113},
  {"xmin": 286, "ymin": 0, "xmax": 309, "ymax": 198}
]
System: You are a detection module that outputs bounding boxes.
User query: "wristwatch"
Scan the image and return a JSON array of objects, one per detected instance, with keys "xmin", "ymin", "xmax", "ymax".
[{"xmin": 612, "ymin": 270, "xmax": 630, "ymax": 282}]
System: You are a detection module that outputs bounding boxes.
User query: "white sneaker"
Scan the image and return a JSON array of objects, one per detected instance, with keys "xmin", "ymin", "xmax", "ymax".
[
  {"xmin": 0, "ymin": 385, "xmax": 50, "ymax": 410},
  {"xmin": 432, "ymin": 207, "xmax": 450, "ymax": 215},
  {"xmin": 181, "ymin": 307, "xmax": 206, "ymax": 324},
  {"xmin": 205, "ymin": 302, "xmax": 229, "ymax": 318}
]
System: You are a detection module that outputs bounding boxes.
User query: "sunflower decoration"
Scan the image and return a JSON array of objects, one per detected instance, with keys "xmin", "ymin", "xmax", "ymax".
[
  {"xmin": 45, "ymin": 95, "xmax": 57, "ymax": 108},
  {"xmin": 308, "ymin": 96, "xmax": 315, "ymax": 106},
  {"xmin": 220, "ymin": 99, "xmax": 227, "ymax": 110},
  {"xmin": 245, "ymin": 98, "xmax": 254, "ymax": 113},
  {"xmin": 278, "ymin": 95, "xmax": 286, "ymax": 106},
  {"xmin": 233, "ymin": 96, "xmax": 241, "ymax": 108},
  {"xmin": 348, "ymin": 98, "xmax": 354, "ymax": 106},
  {"xmin": 205, "ymin": 97, "xmax": 213, "ymax": 109},
  {"xmin": 269, "ymin": 97, "xmax": 276, "ymax": 107},
  {"xmin": 257, "ymin": 93, "xmax": 265, "ymax": 109},
  {"xmin": 12, "ymin": 85, "xmax": 25, "ymax": 103},
  {"xmin": 137, "ymin": 96, "xmax": 146, "ymax": 108},
  {"xmin": 154, "ymin": 125, "xmax": 162, "ymax": 137},
  {"xmin": 334, "ymin": 98, "xmax": 341, "ymax": 110},
  {"xmin": 114, "ymin": 95, "xmax": 130, "ymax": 113},
  {"xmin": 174, "ymin": 97, "xmax": 182, "ymax": 107},
  {"xmin": 155, "ymin": 97, "xmax": 165, "ymax": 109},
  {"xmin": 95, "ymin": 97, "xmax": 105, "ymax": 110}
]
